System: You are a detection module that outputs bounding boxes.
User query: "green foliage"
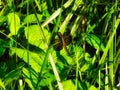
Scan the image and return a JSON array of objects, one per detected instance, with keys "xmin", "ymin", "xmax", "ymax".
[
  {"xmin": 23, "ymin": 14, "xmax": 42, "ymax": 25},
  {"xmin": 0, "ymin": 79, "xmax": 6, "ymax": 90},
  {"xmin": 24, "ymin": 25, "xmax": 50, "ymax": 49},
  {"xmin": 7, "ymin": 13, "xmax": 20, "ymax": 35},
  {"xmin": 0, "ymin": 0, "xmax": 120, "ymax": 90},
  {"xmin": 62, "ymin": 80, "xmax": 76, "ymax": 90},
  {"xmin": 11, "ymin": 47, "xmax": 44, "ymax": 72},
  {"xmin": 86, "ymin": 34, "xmax": 105, "ymax": 51},
  {"xmin": 88, "ymin": 86, "xmax": 98, "ymax": 90},
  {"xmin": 0, "ymin": 39, "xmax": 9, "ymax": 57}
]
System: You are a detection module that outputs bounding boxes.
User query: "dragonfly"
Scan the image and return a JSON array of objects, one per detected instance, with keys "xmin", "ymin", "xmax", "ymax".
[{"xmin": 51, "ymin": 31, "xmax": 72, "ymax": 55}]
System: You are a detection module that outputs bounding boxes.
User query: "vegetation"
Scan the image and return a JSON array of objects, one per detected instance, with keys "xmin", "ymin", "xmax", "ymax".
[{"xmin": 0, "ymin": 0, "xmax": 120, "ymax": 90}]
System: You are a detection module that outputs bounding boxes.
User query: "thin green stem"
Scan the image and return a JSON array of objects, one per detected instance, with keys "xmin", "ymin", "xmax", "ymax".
[
  {"xmin": 32, "ymin": 3, "xmax": 63, "ymax": 90},
  {"xmin": 105, "ymin": 63, "xmax": 108, "ymax": 90}
]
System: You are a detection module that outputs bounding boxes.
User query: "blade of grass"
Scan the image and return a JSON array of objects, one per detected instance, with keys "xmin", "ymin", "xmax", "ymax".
[
  {"xmin": 41, "ymin": 0, "xmax": 73, "ymax": 28},
  {"xmin": 99, "ymin": 13, "xmax": 120, "ymax": 66},
  {"xmin": 109, "ymin": 12, "xmax": 115, "ymax": 90},
  {"xmin": 114, "ymin": 48, "xmax": 120, "ymax": 76},
  {"xmin": 70, "ymin": 5, "xmax": 86, "ymax": 36},
  {"xmin": 59, "ymin": 0, "xmax": 83, "ymax": 34},
  {"xmin": 105, "ymin": 63, "xmax": 108, "ymax": 90},
  {"xmin": 110, "ymin": 1, "xmax": 117, "ymax": 88},
  {"xmin": 99, "ymin": 70, "xmax": 101, "ymax": 90},
  {"xmin": 32, "ymin": 3, "xmax": 63, "ymax": 90},
  {"xmin": 70, "ymin": 14, "xmax": 81, "ymax": 36},
  {"xmin": 34, "ymin": 0, "xmax": 41, "ymax": 12}
]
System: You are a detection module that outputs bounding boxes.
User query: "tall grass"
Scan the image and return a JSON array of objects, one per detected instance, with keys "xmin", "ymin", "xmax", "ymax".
[{"xmin": 0, "ymin": 0, "xmax": 120, "ymax": 90}]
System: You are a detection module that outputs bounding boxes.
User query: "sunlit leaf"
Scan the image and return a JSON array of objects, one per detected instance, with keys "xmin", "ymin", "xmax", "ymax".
[
  {"xmin": 24, "ymin": 78, "xmax": 35, "ymax": 90},
  {"xmin": 88, "ymin": 85, "xmax": 98, "ymax": 90},
  {"xmin": 80, "ymin": 63, "xmax": 90, "ymax": 72},
  {"xmin": 24, "ymin": 14, "xmax": 42, "ymax": 24},
  {"xmin": 22, "ymin": 67, "xmax": 37, "ymax": 90},
  {"xmin": 74, "ymin": 45, "xmax": 83, "ymax": 61},
  {"xmin": 62, "ymin": 80, "xmax": 76, "ymax": 90},
  {"xmin": 24, "ymin": 25, "xmax": 50, "ymax": 50},
  {"xmin": 7, "ymin": 13, "xmax": 20, "ymax": 35},
  {"xmin": 85, "ymin": 52, "xmax": 92, "ymax": 61},
  {"xmin": 0, "ymin": 79, "xmax": 6, "ymax": 90},
  {"xmin": 23, "ymin": 66, "xmax": 54, "ymax": 90},
  {"xmin": 59, "ymin": 49, "xmax": 73, "ymax": 65},
  {"xmin": 11, "ymin": 47, "xmax": 45, "ymax": 72},
  {"xmin": 33, "ymin": 66, "xmax": 55, "ymax": 89}
]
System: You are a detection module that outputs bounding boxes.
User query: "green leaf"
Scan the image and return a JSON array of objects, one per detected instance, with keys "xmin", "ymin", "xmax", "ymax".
[
  {"xmin": 24, "ymin": 14, "xmax": 42, "ymax": 24},
  {"xmin": 85, "ymin": 52, "xmax": 92, "ymax": 61},
  {"xmin": 23, "ymin": 65, "xmax": 54, "ymax": 90},
  {"xmin": 7, "ymin": 0, "xmax": 13, "ymax": 8},
  {"xmin": 0, "ymin": 39, "xmax": 9, "ymax": 57},
  {"xmin": 74, "ymin": 45, "xmax": 83, "ymax": 61},
  {"xmin": 62, "ymin": 80, "xmax": 76, "ymax": 90},
  {"xmin": 38, "ymin": 72, "xmax": 54, "ymax": 88},
  {"xmin": 78, "ymin": 81, "xmax": 89, "ymax": 90},
  {"xmin": 3, "ymin": 67, "xmax": 21, "ymax": 86},
  {"xmin": 0, "ymin": 16, "xmax": 7, "ymax": 26},
  {"xmin": 58, "ymin": 49, "xmax": 73, "ymax": 65},
  {"xmin": 22, "ymin": 67, "xmax": 37, "ymax": 90},
  {"xmin": 86, "ymin": 34, "xmax": 105, "ymax": 51},
  {"xmin": 7, "ymin": 13, "xmax": 20, "ymax": 35},
  {"xmin": 80, "ymin": 63, "xmax": 90, "ymax": 72},
  {"xmin": 11, "ymin": 47, "xmax": 45, "ymax": 72},
  {"xmin": 0, "ymin": 79, "xmax": 6, "ymax": 90},
  {"xmin": 25, "ymin": 25, "xmax": 50, "ymax": 50},
  {"xmin": 88, "ymin": 85, "xmax": 98, "ymax": 90}
]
